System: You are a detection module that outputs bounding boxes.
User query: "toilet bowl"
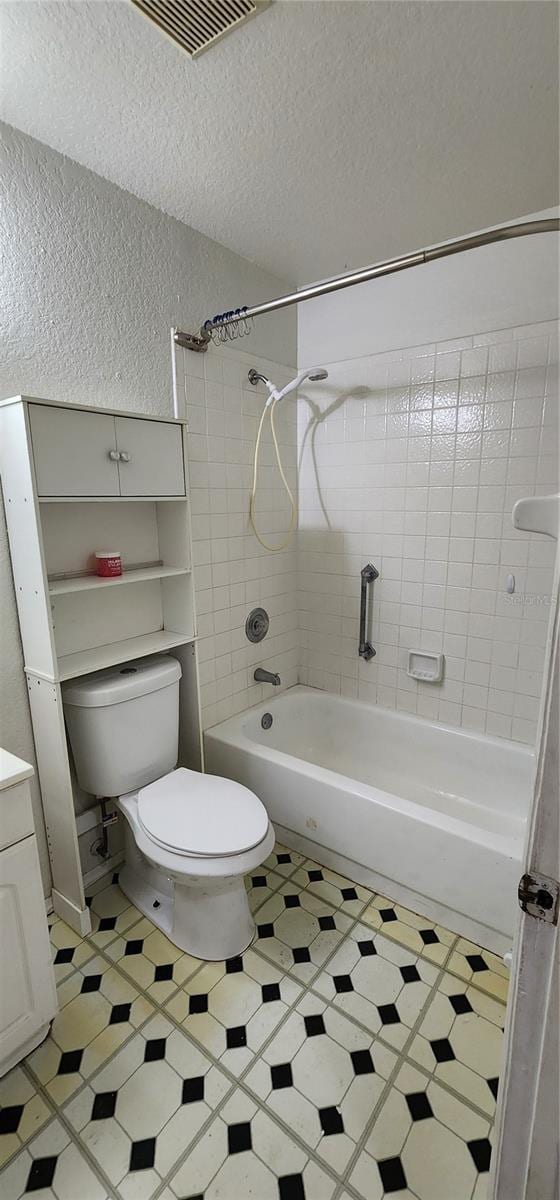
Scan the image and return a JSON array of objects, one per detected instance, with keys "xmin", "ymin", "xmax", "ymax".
[
  {"xmin": 62, "ymin": 654, "xmax": 273, "ymax": 960},
  {"xmin": 116, "ymin": 767, "xmax": 274, "ymax": 959}
]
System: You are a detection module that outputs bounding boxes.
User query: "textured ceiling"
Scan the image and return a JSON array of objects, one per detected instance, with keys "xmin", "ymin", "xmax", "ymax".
[{"xmin": 1, "ymin": 0, "xmax": 558, "ymax": 285}]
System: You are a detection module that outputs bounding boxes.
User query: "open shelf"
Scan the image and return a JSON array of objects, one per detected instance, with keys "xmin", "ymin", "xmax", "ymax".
[
  {"xmin": 49, "ymin": 565, "xmax": 189, "ymax": 596},
  {"xmin": 57, "ymin": 630, "xmax": 195, "ymax": 681}
]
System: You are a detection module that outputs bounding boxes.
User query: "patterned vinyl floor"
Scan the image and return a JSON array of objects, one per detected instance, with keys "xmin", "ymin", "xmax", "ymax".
[{"xmin": 0, "ymin": 841, "xmax": 509, "ymax": 1200}]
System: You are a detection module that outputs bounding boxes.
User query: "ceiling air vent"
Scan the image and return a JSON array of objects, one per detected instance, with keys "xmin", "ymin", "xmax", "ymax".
[{"xmin": 130, "ymin": 0, "xmax": 270, "ymax": 58}]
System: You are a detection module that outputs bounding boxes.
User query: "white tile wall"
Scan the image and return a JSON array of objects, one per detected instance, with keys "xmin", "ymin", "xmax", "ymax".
[
  {"xmin": 175, "ymin": 344, "xmax": 299, "ymax": 730},
  {"xmin": 298, "ymin": 321, "xmax": 559, "ymax": 744}
]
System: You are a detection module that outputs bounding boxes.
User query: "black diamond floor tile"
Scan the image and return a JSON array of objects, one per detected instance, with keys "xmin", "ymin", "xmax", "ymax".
[
  {"xmin": 400, "ymin": 964, "xmax": 420, "ymax": 983},
  {"xmin": 420, "ymin": 928, "xmax": 439, "ymax": 945},
  {"xmin": 189, "ymin": 993, "xmax": 209, "ymax": 1014},
  {"xmin": 378, "ymin": 1155, "xmax": 408, "ymax": 1193},
  {"xmin": 54, "ymin": 948, "xmax": 74, "ymax": 965},
  {"xmin": 293, "ymin": 947, "xmax": 311, "ymax": 963},
  {"xmin": 357, "ymin": 939, "xmax": 376, "ymax": 957},
  {"xmin": 487, "ymin": 1077, "xmax": 499, "ymax": 1100},
  {"xmin": 284, "ymin": 894, "xmax": 301, "ymax": 909},
  {"xmin": 304, "ymin": 1014, "xmax": 326, "ymax": 1037},
  {"xmin": 182, "ymin": 1076, "xmax": 205, "ymax": 1104},
  {"xmin": 80, "ymin": 974, "xmax": 102, "ymax": 994},
  {"xmin": 271, "ymin": 1062, "xmax": 293, "ymax": 1090},
  {"xmin": 430, "ymin": 1037, "xmax": 456, "ymax": 1063},
  {"xmin": 91, "ymin": 1091, "xmax": 117, "ymax": 1121},
  {"xmin": 333, "ymin": 974, "xmax": 354, "ymax": 993},
  {"xmin": 262, "ymin": 983, "xmax": 281, "ymax": 1003},
  {"xmin": 378, "ymin": 1003, "xmax": 400, "ymax": 1025},
  {"xmin": 450, "ymin": 993, "xmax": 473, "ymax": 1015},
  {"xmin": 124, "ymin": 939, "xmax": 144, "ymax": 956},
  {"xmin": 227, "ymin": 1121, "xmax": 252, "ymax": 1154},
  {"xmin": 0, "ymin": 1104, "xmax": 24, "ymax": 1134},
  {"xmin": 154, "ymin": 963, "xmax": 174, "ymax": 982},
  {"xmin": 57, "ymin": 1049, "xmax": 84, "ymax": 1075},
  {"xmin": 226, "ymin": 1026, "xmax": 247, "ymax": 1049},
  {"xmin": 318, "ymin": 915, "xmax": 336, "ymax": 931},
  {"xmin": 379, "ymin": 907, "xmax": 397, "ymax": 922},
  {"xmin": 25, "ymin": 1155, "xmax": 58, "ymax": 1192},
  {"xmin": 351, "ymin": 1049, "xmax": 375, "ymax": 1076},
  {"xmin": 109, "ymin": 1003, "xmax": 132, "ymax": 1025},
  {"xmin": 98, "ymin": 916, "xmax": 117, "ymax": 932},
  {"xmin": 226, "ymin": 956, "xmax": 244, "ymax": 974},
  {"xmin": 258, "ymin": 923, "xmax": 275, "ymax": 939},
  {"xmin": 405, "ymin": 1091, "xmax": 434, "ymax": 1121},
  {"xmin": 468, "ymin": 1137, "xmax": 492, "ymax": 1172},
  {"xmin": 319, "ymin": 1106, "xmax": 344, "ymax": 1135},
  {"xmin": 308, "ymin": 869, "xmax": 323, "ymax": 882},
  {"xmin": 144, "ymin": 1037, "xmax": 166, "ymax": 1062},
  {"xmin": 279, "ymin": 1173, "xmax": 306, "ymax": 1200},
  {"xmin": 341, "ymin": 887, "xmax": 358, "ymax": 901},
  {"xmin": 466, "ymin": 954, "xmax": 489, "ymax": 973},
  {"xmin": 129, "ymin": 1137, "xmax": 156, "ymax": 1171}
]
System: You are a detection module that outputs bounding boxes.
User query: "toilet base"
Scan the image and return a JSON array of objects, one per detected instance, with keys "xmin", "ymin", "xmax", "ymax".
[{"xmin": 118, "ymin": 857, "xmax": 256, "ymax": 961}]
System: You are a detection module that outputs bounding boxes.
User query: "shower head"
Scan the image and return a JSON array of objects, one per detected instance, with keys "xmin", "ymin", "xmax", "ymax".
[{"xmin": 248, "ymin": 365, "xmax": 328, "ymax": 405}]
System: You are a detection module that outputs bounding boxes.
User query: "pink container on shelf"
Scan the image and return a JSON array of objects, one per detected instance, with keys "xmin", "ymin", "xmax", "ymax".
[{"xmin": 95, "ymin": 551, "xmax": 122, "ymax": 578}]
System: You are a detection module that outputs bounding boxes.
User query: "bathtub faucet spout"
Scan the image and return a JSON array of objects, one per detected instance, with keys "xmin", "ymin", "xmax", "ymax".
[{"xmin": 254, "ymin": 668, "xmax": 281, "ymax": 686}]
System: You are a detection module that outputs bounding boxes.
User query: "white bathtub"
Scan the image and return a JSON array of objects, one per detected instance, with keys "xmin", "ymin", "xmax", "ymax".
[{"xmin": 204, "ymin": 686, "xmax": 534, "ymax": 951}]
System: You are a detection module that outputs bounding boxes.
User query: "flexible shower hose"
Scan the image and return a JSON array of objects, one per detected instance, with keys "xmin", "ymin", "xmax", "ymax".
[{"xmin": 249, "ymin": 398, "xmax": 297, "ymax": 552}]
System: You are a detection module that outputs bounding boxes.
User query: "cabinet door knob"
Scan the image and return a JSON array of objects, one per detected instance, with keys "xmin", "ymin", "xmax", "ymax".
[
  {"xmin": 119, "ymin": 451, "xmax": 131, "ymax": 463},
  {"xmin": 108, "ymin": 450, "xmax": 120, "ymax": 461}
]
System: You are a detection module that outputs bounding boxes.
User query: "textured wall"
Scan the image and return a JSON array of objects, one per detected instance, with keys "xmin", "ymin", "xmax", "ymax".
[
  {"xmin": 298, "ymin": 321, "xmax": 558, "ymax": 744},
  {"xmin": 0, "ymin": 122, "xmax": 296, "ymax": 893}
]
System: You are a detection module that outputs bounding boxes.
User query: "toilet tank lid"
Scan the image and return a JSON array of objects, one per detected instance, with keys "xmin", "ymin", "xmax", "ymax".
[{"xmin": 62, "ymin": 655, "xmax": 182, "ymax": 708}]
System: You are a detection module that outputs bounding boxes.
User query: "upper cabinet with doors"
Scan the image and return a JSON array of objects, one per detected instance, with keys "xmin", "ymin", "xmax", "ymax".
[{"xmin": 29, "ymin": 403, "xmax": 185, "ymax": 497}]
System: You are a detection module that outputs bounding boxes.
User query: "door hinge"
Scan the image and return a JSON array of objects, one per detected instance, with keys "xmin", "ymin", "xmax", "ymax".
[{"xmin": 518, "ymin": 871, "xmax": 559, "ymax": 924}]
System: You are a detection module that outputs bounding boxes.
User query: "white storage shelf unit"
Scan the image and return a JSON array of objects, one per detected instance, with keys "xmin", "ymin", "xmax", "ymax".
[{"xmin": 0, "ymin": 396, "xmax": 201, "ymax": 934}]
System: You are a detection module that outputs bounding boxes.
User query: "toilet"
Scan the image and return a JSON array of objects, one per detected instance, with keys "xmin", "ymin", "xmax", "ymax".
[{"xmin": 62, "ymin": 655, "xmax": 274, "ymax": 959}]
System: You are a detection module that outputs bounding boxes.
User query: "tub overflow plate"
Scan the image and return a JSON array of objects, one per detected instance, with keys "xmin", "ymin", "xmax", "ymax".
[
  {"xmin": 246, "ymin": 607, "xmax": 269, "ymax": 644},
  {"xmin": 261, "ymin": 713, "xmax": 273, "ymax": 730}
]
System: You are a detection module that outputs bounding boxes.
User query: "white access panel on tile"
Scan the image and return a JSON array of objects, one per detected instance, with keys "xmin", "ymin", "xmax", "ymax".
[
  {"xmin": 29, "ymin": 404, "xmax": 120, "ymax": 497},
  {"xmin": 115, "ymin": 416, "xmax": 185, "ymax": 496}
]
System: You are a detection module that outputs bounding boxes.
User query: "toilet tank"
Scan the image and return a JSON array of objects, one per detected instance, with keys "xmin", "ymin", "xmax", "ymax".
[{"xmin": 62, "ymin": 655, "xmax": 182, "ymax": 797}]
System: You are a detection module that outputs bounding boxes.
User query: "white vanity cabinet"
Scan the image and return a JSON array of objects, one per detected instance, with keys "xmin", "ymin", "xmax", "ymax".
[
  {"xmin": 29, "ymin": 403, "xmax": 185, "ymax": 497},
  {"xmin": 0, "ymin": 751, "xmax": 57, "ymax": 1077}
]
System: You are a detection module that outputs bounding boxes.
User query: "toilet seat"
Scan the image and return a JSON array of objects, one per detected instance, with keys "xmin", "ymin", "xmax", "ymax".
[{"xmin": 137, "ymin": 767, "xmax": 269, "ymax": 858}]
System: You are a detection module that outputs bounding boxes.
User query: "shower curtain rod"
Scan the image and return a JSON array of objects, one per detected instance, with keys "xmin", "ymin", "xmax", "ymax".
[{"xmin": 174, "ymin": 217, "xmax": 560, "ymax": 352}]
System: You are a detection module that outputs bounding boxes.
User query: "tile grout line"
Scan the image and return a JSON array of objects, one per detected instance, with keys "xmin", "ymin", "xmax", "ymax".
[
  {"xmin": 24, "ymin": 863, "xmax": 368, "ymax": 1198},
  {"xmin": 6, "ymin": 853, "xmax": 508, "ymax": 1200},
  {"xmin": 19, "ymin": 1059, "xmax": 121, "ymax": 1200},
  {"xmin": 147, "ymin": 892, "xmax": 380, "ymax": 1198},
  {"xmin": 59, "ymin": 871, "xmax": 506, "ymax": 1152},
  {"xmin": 338, "ymin": 945, "xmax": 461, "ymax": 1191}
]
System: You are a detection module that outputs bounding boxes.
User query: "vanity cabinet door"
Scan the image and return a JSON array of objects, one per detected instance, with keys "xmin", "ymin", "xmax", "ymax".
[
  {"xmin": 0, "ymin": 837, "xmax": 57, "ymax": 1075},
  {"xmin": 29, "ymin": 405, "xmax": 120, "ymax": 497},
  {"xmin": 115, "ymin": 416, "xmax": 185, "ymax": 496}
]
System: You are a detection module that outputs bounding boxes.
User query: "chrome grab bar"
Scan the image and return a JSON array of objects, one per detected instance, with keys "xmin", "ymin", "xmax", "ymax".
[{"xmin": 359, "ymin": 563, "xmax": 379, "ymax": 660}]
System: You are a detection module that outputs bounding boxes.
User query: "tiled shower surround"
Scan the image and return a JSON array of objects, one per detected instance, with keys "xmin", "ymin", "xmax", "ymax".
[
  {"xmin": 175, "ymin": 345, "xmax": 299, "ymax": 731},
  {"xmin": 298, "ymin": 320, "xmax": 558, "ymax": 744}
]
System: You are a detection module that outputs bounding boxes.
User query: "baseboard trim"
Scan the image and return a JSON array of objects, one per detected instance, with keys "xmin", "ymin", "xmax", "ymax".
[{"xmin": 51, "ymin": 888, "xmax": 92, "ymax": 937}]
